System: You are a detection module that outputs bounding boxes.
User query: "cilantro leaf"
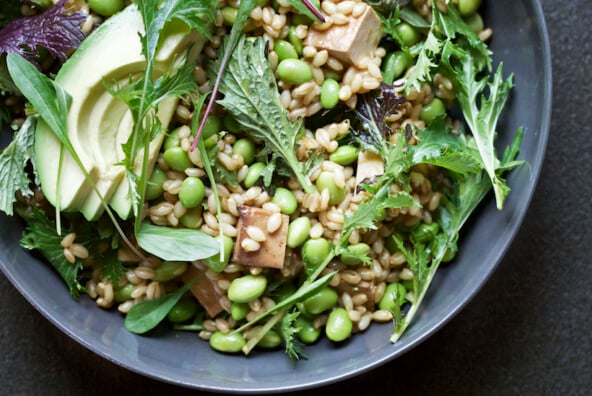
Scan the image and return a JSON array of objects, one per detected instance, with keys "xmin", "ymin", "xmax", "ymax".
[
  {"xmin": 215, "ymin": 36, "xmax": 315, "ymax": 193},
  {"xmin": 0, "ymin": 116, "xmax": 36, "ymax": 215},
  {"xmin": 20, "ymin": 208, "xmax": 88, "ymax": 298}
]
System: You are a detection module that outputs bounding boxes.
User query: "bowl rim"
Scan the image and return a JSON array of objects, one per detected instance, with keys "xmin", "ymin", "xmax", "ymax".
[{"xmin": 0, "ymin": 0, "xmax": 552, "ymax": 393}]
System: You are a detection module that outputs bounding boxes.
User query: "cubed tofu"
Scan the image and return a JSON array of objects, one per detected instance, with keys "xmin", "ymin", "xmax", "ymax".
[
  {"xmin": 181, "ymin": 265, "xmax": 227, "ymax": 318},
  {"xmin": 356, "ymin": 151, "xmax": 385, "ymax": 186},
  {"xmin": 304, "ymin": 5, "xmax": 382, "ymax": 68},
  {"xmin": 232, "ymin": 205, "xmax": 290, "ymax": 269},
  {"xmin": 336, "ymin": 280, "xmax": 376, "ymax": 311}
]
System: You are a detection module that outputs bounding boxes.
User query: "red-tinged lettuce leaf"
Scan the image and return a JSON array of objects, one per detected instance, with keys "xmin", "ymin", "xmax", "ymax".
[
  {"xmin": 0, "ymin": 0, "xmax": 86, "ymax": 63},
  {"xmin": 352, "ymin": 82, "xmax": 407, "ymax": 156}
]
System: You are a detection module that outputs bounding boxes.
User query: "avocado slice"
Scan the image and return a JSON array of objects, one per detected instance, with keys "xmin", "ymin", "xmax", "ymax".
[{"xmin": 34, "ymin": 5, "xmax": 208, "ymax": 221}]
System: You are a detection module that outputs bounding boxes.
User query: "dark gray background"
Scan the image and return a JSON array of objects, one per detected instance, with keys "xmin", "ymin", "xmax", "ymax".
[{"xmin": 1, "ymin": 0, "xmax": 590, "ymax": 395}]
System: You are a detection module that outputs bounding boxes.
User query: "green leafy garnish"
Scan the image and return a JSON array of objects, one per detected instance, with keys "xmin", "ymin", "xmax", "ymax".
[
  {"xmin": 136, "ymin": 222, "xmax": 219, "ymax": 261},
  {"xmin": 125, "ymin": 275, "xmax": 200, "ymax": 334},
  {"xmin": 0, "ymin": 116, "xmax": 36, "ymax": 215},
  {"xmin": 99, "ymin": 249, "xmax": 127, "ymax": 288},
  {"xmin": 111, "ymin": 0, "xmax": 215, "ymax": 232},
  {"xmin": 215, "ymin": 36, "xmax": 315, "ymax": 193},
  {"xmin": 191, "ymin": 0, "xmax": 257, "ymax": 148},
  {"xmin": 280, "ymin": 309, "xmax": 307, "ymax": 363},
  {"xmin": 287, "ymin": 0, "xmax": 324, "ymax": 23},
  {"xmin": 20, "ymin": 208, "xmax": 92, "ymax": 298}
]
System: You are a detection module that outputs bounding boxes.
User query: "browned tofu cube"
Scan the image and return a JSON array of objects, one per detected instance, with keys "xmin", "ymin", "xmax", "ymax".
[
  {"xmin": 181, "ymin": 265, "xmax": 227, "ymax": 318},
  {"xmin": 336, "ymin": 279, "xmax": 376, "ymax": 311},
  {"xmin": 304, "ymin": 5, "xmax": 382, "ymax": 68},
  {"xmin": 232, "ymin": 205, "xmax": 289, "ymax": 269}
]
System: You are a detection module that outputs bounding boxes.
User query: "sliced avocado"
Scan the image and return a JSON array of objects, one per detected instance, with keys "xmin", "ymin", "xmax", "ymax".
[{"xmin": 34, "ymin": 5, "xmax": 208, "ymax": 221}]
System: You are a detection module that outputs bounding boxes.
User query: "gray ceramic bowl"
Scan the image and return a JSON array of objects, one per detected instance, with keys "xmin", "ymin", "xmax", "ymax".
[{"xmin": 0, "ymin": 0, "xmax": 551, "ymax": 393}]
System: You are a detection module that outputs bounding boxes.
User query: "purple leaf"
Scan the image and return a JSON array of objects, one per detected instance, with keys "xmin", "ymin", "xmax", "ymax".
[{"xmin": 0, "ymin": 0, "xmax": 86, "ymax": 63}]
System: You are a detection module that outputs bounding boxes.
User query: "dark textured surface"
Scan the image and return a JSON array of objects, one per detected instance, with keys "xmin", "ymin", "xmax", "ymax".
[{"xmin": 1, "ymin": 1, "xmax": 590, "ymax": 395}]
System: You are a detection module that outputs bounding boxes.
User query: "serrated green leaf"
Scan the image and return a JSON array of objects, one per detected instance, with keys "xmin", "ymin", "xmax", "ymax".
[
  {"xmin": 0, "ymin": 116, "xmax": 35, "ymax": 215},
  {"xmin": 215, "ymin": 36, "xmax": 314, "ymax": 193}
]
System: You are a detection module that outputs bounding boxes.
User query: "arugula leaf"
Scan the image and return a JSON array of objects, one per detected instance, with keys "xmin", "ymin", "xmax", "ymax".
[
  {"xmin": 136, "ymin": 222, "xmax": 219, "ymax": 261},
  {"xmin": 440, "ymin": 43, "xmax": 517, "ymax": 209},
  {"xmin": 20, "ymin": 208, "xmax": 88, "ymax": 298},
  {"xmin": 125, "ymin": 275, "xmax": 200, "ymax": 334},
  {"xmin": 389, "ymin": 169, "xmax": 493, "ymax": 342},
  {"xmin": 339, "ymin": 190, "xmax": 417, "ymax": 250},
  {"xmin": 410, "ymin": 119, "xmax": 482, "ymax": 175},
  {"xmin": 0, "ymin": 116, "xmax": 36, "ymax": 215},
  {"xmin": 215, "ymin": 36, "xmax": 315, "ymax": 193}
]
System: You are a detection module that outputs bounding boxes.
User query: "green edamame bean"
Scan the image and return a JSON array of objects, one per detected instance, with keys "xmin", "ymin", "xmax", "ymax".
[
  {"xmin": 243, "ymin": 162, "xmax": 266, "ymax": 188},
  {"xmin": 198, "ymin": 114, "xmax": 223, "ymax": 140},
  {"xmin": 316, "ymin": 171, "xmax": 346, "ymax": 205},
  {"xmin": 288, "ymin": 26, "xmax": 304, "ymax": 55},
  {"xmin": 114, "ymin": 283, "xmax": 135, "ymax": 303},
  {"xmin": 145, "ymin": 165, "xmax": 166, "ymax": 201},
  {"xmin": 230, "ymin": 302, "xmax": 249, "ymax": 321},
  {"xmin": 209, "ymin": 331, "xmax": 246, "ymax": 353},
  {"xmin": 257, "ymin": 329, "xmax": 282, "ymax": 349},
  {"xmin": 154, "ymin": 261, "xmax": 188, "ymax": 282},
  {"xmin": 287, "ymin": 216, "xmax": 311, "ymax": 248},
  {"xmin": 178, "ymin": 177, "xmax": 206, "ymax": 208},
  {"xmin": 458, "ymin": 0, "xmax": 482, "ymax": 17},
  {"xmin": 223, "ymin": 115, "xmax": 241, "ymax": 134},
  {"xmin": 396, "ymin": 22, "xmax": 421, "ymax": 46},
  {"xmin": 340, "ymin": 242, "xmax": 371, "ymax": 266},
  {"xmin": 295, "ymin": 316, "xmax": 321, "ymax": 344},
  {"xmin": 88, "ymin": 0, "xmax": 125, "ymax": 17},
  {"xmin": 163, "ymin": 147, "xmax": 192, "ymax": 172},
  {"xmin": 276, "ymin": 59, "xmax": 313, "ymax": 85},
  {"xmin": 329, "ymin": 145, "xmax": 358, "ymax": 166},
  {"xmin": 325, "ymin": 308, "xmax": 353, "ymax": 342},
  {"xmin": 420, "ymin": 97, "xmax": 446, "ymax": 124},
  {"xmin": 167, "ymin": 298, "xmax": 199, "ymax": 323},
  {"xmin": 227, "ymin": 274, "xmax": 267, "ymax": 303},
  {"xmin": 233, "ymin": 138, "xmax": 256, "ymax": 165},
  {"xmin": 320, "ymin": 79, "xmax": 340, "ymax": 109},
  {"xmin": 221, "ymin": 6, "xmax": 237, "ymax": 26},
  {"xmin": 272, "ymin": 187, "xmax": 298, "ymax": 215},
  {"xmin": 164, "ymin": 128, "xmax": 181, "ymax": 151},
  {"xmin": 180, "ymin": 206, "xmax": 203, "ymax": 229},
  {"xmin": 378, "ymin": 282, "xmax": 407, "ymax": 311},
  {"xmin": 413, "ymin": 222, "xmax": 440, "ymax": 243},
  {"xmin": 302, "ymin": 286, "xmax": 338, "ymax": 315},
  {"xmin": 382, "ymin": 51, "xmax": 409, "ymax": 84},
  {"xmin": 465, "ymin": 12, "xmax": 484, "ymax": 34},
  {"xmin": 204, "ymin": 235, "xmax": 234, "ymax": 272},
  {"xmin": 301, "ymin": 238, "xmax": 331, "ymax": 272},
  {"xmin": 274, "ymin": 40, "xmax": 299, "ymax": 61}
]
